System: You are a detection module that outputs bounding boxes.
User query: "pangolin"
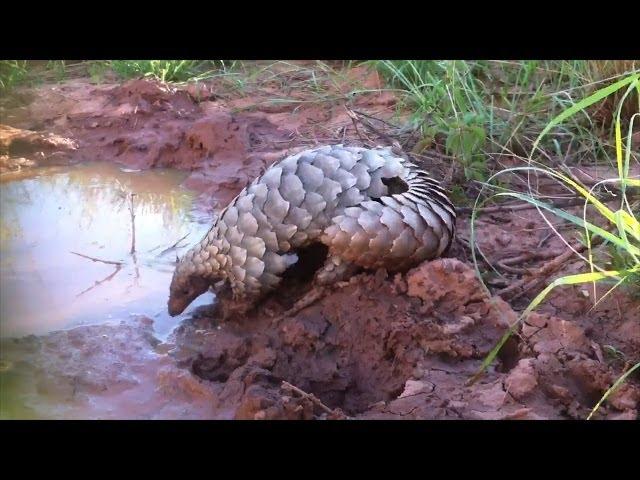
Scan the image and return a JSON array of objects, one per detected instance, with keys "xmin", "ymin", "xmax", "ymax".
[{"xmin": 168, "ymin": 144, "xmax": 456, "ymax": 317}]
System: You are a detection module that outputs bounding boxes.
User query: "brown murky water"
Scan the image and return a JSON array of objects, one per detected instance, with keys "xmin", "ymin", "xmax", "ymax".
[{"xmin": 0, "ymin": 162, "xmax": 214, "ymax": 340}]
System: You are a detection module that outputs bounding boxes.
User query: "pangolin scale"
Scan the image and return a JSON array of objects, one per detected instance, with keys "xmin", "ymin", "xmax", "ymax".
[{"xmin": 168, "ymin": 144, "xmax": 456, "ymax": 316}]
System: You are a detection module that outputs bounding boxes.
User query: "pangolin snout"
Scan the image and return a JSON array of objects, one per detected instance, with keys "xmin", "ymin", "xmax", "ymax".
[{"xmin": 168, "ymin": 298, "xmax": 187, "ymax": 317}]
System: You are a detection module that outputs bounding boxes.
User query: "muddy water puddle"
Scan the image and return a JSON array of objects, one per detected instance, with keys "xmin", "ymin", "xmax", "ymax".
[{"xmin": 0, "ymin": 162, "xmax": 215, "ymax": 340}]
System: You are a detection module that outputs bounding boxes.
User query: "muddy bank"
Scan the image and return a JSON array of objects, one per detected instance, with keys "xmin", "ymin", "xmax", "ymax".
[
  {"xmin": 0, "ymin": 317, "xmax": 220, "ymax": 419},
  {"xmin": 1, "ymin": 65, "xmax": 397, "ymax": 212},
  {"xmin": 3, "ymin": 259, "xmax": 636, "ymax": 419},
  {"xmin": 1, "ymin": 65, "xmax": 638, "ymax": 420},
  {"xmin": 168, "ymin": 259, "xmax": 638, "ymax": 420}
]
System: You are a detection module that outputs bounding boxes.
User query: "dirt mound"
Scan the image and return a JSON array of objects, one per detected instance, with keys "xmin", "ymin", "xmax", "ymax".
[
  {"xmin": 3, "ymin": 259, "xmax": 635, "ymax": 420},
  {"xmin": 1, "ymin": 71, "xmax": 404, "ymax": 210},
  {"xmin": 0, "ymin": 124, "xmax": 77, "ymax": 174},
  {"xmin": 168, "ymin": 259, "xmax": 638, "ymax": 420}
]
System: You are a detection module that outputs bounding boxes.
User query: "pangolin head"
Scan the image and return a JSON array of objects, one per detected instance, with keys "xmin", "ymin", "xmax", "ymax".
[{"xmin": 167, "ymin": 250, "xmax": 213, "ymax": 317}]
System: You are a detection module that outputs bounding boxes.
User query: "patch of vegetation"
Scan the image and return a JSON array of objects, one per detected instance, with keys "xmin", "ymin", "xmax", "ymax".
[
  {"xmin": 1, "ymin": 60, "xmax": 244, "ymax": 92},
  {"xmin": 469, "ymin": 71, "xmax": 640, "ymax": 419},
  {"xmin": 108, "ymin": 60, "xmax": 230, "ymax": 83},
  {"xmin": 86, "ymin": 61, "xmax": 111, "ymax": 84},
  {"xmin": 46, "ymin": 60, "xmax": 67, "ymax": 82},
  {"xmin": 372, "ymin": 60, "xmax": 639, "ymax": 181},
  {"xmin": 0, "ymin": 60, "xmax": 28, "ymax": 93}
]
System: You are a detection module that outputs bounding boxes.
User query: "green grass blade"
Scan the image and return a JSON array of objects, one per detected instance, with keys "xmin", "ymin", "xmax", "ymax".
[
  {"xmin": 531, "ymin": 72, "xmax": 640, "ymax": 155},
  {"xmin": 587, "ymin": 362, "xmax": 640, "ymax": 420},
  {"xmin": 492, "ymin": 192, "xmax": 640, "ymax": 256},
  {"xmin": 469, "ymin": 269, "xmax": 632, "ymax": 385}
]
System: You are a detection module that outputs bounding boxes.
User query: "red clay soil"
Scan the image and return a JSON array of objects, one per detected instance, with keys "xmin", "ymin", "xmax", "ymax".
[{"xmin": 0, "ymin": 65, "xmax": 638, "ymax": 420}]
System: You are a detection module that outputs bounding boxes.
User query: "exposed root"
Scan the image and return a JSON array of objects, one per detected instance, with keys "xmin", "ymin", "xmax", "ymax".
[{"xmin": 281, "ymin": 381, "xmax": 350, "ymax": 419}]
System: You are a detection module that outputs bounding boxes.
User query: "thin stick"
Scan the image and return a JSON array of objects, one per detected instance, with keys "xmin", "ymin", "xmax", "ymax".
[
  {"xmin": 157, "ymin": 232, "xmax": 191, "ymax": 257},
  {"xmin": 497, "ymin": 237, "xmax": 604, "ymax": 300},
  {"xmin": 70, "ymin": 251, "xmax": 123, "ymax": 266},
  {"xmin": 345, "ymin": 106, "xmax": 402, "ymax": 152},
  {"xmin": 129, "ymin": 193, "xmax": 137, "ymax": 254},
  {"xmin": 495, "ymin": 262, "xmax": 529, "ymax": 275},
  {"xmin": 280, "ymin": 287, "xmax": 327, "ymax": 319},
  {"xmin": 75, "ymin": 265, "xmax": 122, "ymax": 297},
  {"xmin": 350, "ymin": 109, "xmax": 400, "ymax": 129},
  {"xmin": 499, "ymin": 249, "xmax": 568, "ymax": 266},
  {"xmin": 281, "ymin": 381, "xmax": 348, "ymax": 418},
  {"xmin": 131, "ymin": 252, "xmax": 140, "ymax": 286},
  {"xmin": 456, "ymin": 193, "xmax": 624, "ymax": 215},
  {"xmin": 497, "ymin": 247, "xmax": 581, "ymax": 299}
]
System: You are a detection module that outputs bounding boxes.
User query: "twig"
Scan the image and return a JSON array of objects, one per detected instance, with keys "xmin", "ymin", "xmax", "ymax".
[
  {"xmin": 495, "ymin": 262, "xmax": 529, "ymax": 275},
  {"xmin": 456, "ymin": 192, "xmax": 625, "ymax": 215},
  {"xmin": 350, "ymin": 109, "xmax": 400, "ymax": 129},
  {"xmin": 347, "ymin": 109, "xmax": 367, "ymax": 144},
  {"xmin": 131, "ymin": 252, "xmax": 140, "ymax": 286},
  {"xmin": 280, "ymin": 287, "xmax": 327, "ymax": 319},
  {"xmin": 76, "ymin": 265, "xmax": 122, "ymax": 297},
  {"xmin": 281, "ymin": 381, "xmax": 349, "ymax": 419},
  {"xmin": 499, "ymin": 249, "xmax": 568, "ymax": 266},
  {"xmin": 537, "ymin": 232, "xmax": 555, "ymax": 249},
  {"xmin": 410, "ymin": 150, "xmax": 458, "ymax": 162},
  {"xmin": 497, "ymin": 247, "xmax": 579, "ymax": 299},
  {"xmin": 70, "ymin": 251, "xmax": 123, "ymax": 266},
  {"xmin": 345, "ymin": 106, "xmax": 402, "ymax": 152},
  {"xmin": 495, "ymin": 245, "xmax": 575, "ymax": 274},
  {"xmin": 157, "ymin": 232, "xmax": 191, "ymax": 257},
  {"xmin": 497, "ymin": 236, "xmax": 605, "ymax": 300},
  {"xmin": 129, "ymin": 193, "xmax": 137, "ymax": 254}
]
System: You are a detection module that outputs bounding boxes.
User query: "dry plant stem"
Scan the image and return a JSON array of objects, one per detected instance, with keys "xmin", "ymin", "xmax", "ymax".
[
  {"xmin": 157, "ymin": 232, "xmax": 191, "ymax": 257},
  {"xmin": 497, "ymin": 237, "xmax": 605, "ymax": 300},
  {"xmin": 499, "ymin": 250, "xmax": 567, "ymax": 266},
  {"xmin": 129, "ymin": 193, "xmax": 137, "ymax": 254},
  {"xmin": 345, "ymin": 106, "xmax": 403, "ymax": 152},
  {"xmin": 281, "ymin": 381, "xmax": 348, "ymax": 418},
  {"xmin": 350, "ymin": 109, "xmax": 400, "ymax": 129},
  {"xmin": 76, "ymin": 265, "xmax": 122, "ymax": 297},
  {"xmin": 70, "ymin": 251, "xmax": 123, "ymax": 266},
  {"xmin": 457, "ymin": 193, "xmax": 625, "ymax": 215},
  {"xmin": 132, "ymin": 252, "xmax": 140, "ymax": 285},
  {"xmin": 496, "ymin": 249, "xmax": 574, "ymax": 273},
  {"xmin": 495, "ymin": 262, "xmax": 530, "ymax": 275},
  {"xmin": 282, "ymin": 287, "xmax": 327, "ymax": 318}
]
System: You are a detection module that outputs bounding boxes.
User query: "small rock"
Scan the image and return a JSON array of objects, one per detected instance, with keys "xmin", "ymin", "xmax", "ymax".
[
  {"xmin": 607, "ymin": 384, "xmax": 640, "ymax": 411},
  {"xmin": 505, "ymin": 358, "xmax": 538, "ymax": 400},
  {"xmin": 608, "ymin": 409, "xmax": 637, "ymax": 420}
]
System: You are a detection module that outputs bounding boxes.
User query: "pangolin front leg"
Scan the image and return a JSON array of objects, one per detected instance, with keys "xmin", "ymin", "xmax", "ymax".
[
  {"xmin": 278, "ymin": 255, "xmax": 359, "ymax": 319},
  {"xmin": 314, "ymin": 255, "xmax": 360, "ymax": 286}
]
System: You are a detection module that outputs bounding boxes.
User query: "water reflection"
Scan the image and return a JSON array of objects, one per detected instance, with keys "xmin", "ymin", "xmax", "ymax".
[{"xmin": 0, "ymin": 162, "xmax": 213, "ymax": 339}]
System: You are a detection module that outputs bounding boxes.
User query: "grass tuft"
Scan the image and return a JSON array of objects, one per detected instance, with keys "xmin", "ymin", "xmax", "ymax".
[
  {"xmin": 469, "ymin": 71, "xmax": 640, "ymax": 419},
  {"xmin": 372, "ymin": 60, "xmax": 640, "ymax": 182},
  {"xmin": 0, "ymin": 60, "xmax": 28, "ymax": 93},
  {"xmin": 108, "ymin": 60, "xmax": 232, "ymax": 84}
]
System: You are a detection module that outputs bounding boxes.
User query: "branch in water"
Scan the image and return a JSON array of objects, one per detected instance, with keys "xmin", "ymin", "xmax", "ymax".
[
  {"xmin": 157, "ymin": 232, "xmax": 191, "ymax": 257},
  {"xmin": 70, "ymin": 251, "xmax": 123, "ymax": 266},
  {"xmin": 129, "ymin": 193, "xmax": 137, "ymax": 254},
  {"xmin": 75, "ymin": 264, "xmax": 123, "ymax": 297}
]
